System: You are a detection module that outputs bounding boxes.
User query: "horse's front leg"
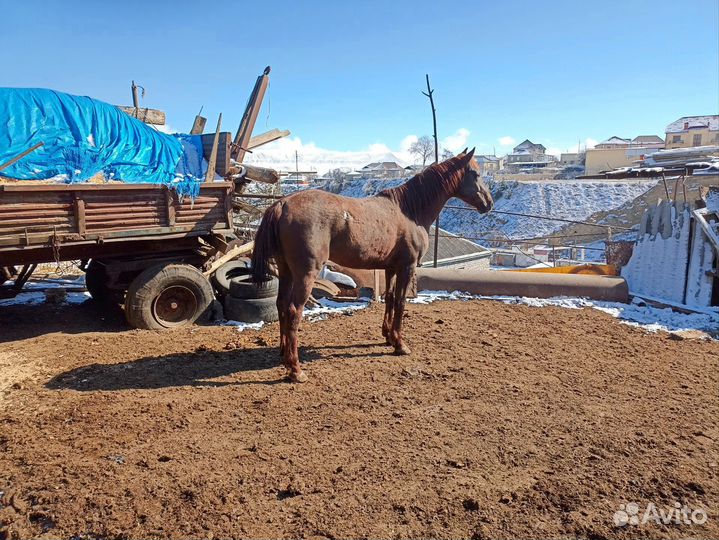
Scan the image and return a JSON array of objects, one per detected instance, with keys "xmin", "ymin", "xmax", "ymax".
[
  {"xmin": 275, "ymin": 265, "xmax": 293, "ymax": 371},
  {"xmin": 390, "ymin": 265, "xmax": 414, "ymax": 355},
  {"xmin": 382, "ymin": 269, "xmax": 396, "ymax": 345}
]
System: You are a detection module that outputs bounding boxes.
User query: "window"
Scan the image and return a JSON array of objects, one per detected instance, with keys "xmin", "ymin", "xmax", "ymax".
[
  {"xmin": 672, "ymin": 135, "xmax": 681, "ymax": 143},
  {"xmin": 693, "ymin": 134, "xmax": 702, "ymax": 146}
]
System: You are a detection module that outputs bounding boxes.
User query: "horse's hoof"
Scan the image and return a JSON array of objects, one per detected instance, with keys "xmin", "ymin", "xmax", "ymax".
[
  {"xmin": 385, "ymin": 337, "xmax": 394, "ymax": 346},
  {"xmin": 289, "ymin": 371, "xmax": 308, "ymax": 383},
  {"xmin": 394, "ymin": 345, "xmax": 411, "ymax": 356}
]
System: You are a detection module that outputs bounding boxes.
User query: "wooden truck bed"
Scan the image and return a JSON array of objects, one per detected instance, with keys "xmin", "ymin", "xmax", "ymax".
[{"xmin": 0, "ymin": 182, "xmax": 234, "ymax": 267}]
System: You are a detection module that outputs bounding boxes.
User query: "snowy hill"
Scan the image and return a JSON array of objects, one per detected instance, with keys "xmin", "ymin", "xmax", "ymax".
[{"xmin": 312, "ymin": 178, "xmax": 657, "ymax": 242}]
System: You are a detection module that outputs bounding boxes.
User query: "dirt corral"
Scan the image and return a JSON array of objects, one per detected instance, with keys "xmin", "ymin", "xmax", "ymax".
[{"xmin": 0, "ymin": 298, "xmax": 717, "ymax": 539}]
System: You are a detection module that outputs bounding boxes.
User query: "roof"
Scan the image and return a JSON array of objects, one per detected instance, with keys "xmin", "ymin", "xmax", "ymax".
[
  {"xmin": 475, "ymin": 155, "xmax": 500, "ymax": 163},
  {"xmin": 421, "ymin": 227, "xmax": 491, "ymax": 265},
  {"xmin": 360, "ymin": 161, "xmax": 404, "ymax": 171},
  {"xmin": 631, "ymin": 135, "xmax": 664, "ymax": 144},
  {"xmin": 513, "ymin": 139, "xmax": 546, "ymax": 152},
  {"xmin": 597, "ymin": 136, "xmax": 632, "ymax": 146},
  {"xmin": 666, "ymin": 115, "xmax": 719, "ymax": 134}
]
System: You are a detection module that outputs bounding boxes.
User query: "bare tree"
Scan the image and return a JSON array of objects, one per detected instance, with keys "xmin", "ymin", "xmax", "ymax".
[
  {"xmin": 327, "ymin": 168, "xmax": 347, "ymax": 181},
  {"xmin": 440, "ymin": 148, "xmax": 454, "ymax": 161},
  {"xmin": 409, "ymin": 135, "xmax": 435, "ymax": 167}
]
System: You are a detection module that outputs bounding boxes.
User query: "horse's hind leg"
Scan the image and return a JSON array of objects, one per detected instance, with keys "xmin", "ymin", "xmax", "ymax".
[
  {"xmin": 275, "ymin": 260, "xmax": 293, "ymax": 370},
  {"xmin": 390, "ymin": 265, "xmax": 414, "ymax": 355},
  {"xmin": 382, "ymin": 269, "xmax": 396, "ymax": 345},
  {"xmin": 283, "ymin": 265, "xmax": 321, "ymax": 383}
]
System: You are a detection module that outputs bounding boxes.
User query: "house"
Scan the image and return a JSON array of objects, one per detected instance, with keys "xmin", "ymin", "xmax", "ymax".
[
  {"xmin": 664, "ymin": 116, "xmax": 719, "ymax": 149},
  {"xmin": 505, "ymin": 140, "xmax": 556, "ymax": 170},
  {"xmin": 358, "ymin": 161, "xmax": 406, "ymax": 179},
  {"xmin": 421, "ymin": 227, "xmax": 492, "ymax": 269},
  {"xmin": 559, "ymin": 152, "xmax": 584, "ymax": 166},
  {"xmin": 474, "ymin": 155, "xmax": 502, "ymax": 176},
  {"xmin": 506, "ymin": 140, "xmax": 547, "ymax": 164},
  {"xmin": 584, "ymin": 134, "xmax": 664, "ymax": 175}
]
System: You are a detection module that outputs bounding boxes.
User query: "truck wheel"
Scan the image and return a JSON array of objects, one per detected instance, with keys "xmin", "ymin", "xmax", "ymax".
[
  {"xmin": 124, "ymin": 264, "xmax": 214, "ymax": 330},
  {"xmin": 85, "ymin": 260, "xmax": 124, "ymax": 304},
  {"xmin": 224, "ymin": 295, "xmax": 278, "ymax": 323},
  {"xmin": 229, "ymin": 274, "xmax": 279, "ymax": 299}
]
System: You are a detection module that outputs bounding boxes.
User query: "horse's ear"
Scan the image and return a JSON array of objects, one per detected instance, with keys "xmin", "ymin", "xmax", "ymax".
[
  {"xmin": 459, "ymin": 147, "xmax": 468, "ymax": 156},
  {"xmin": 467, "ymin": 147, "xmax": 476, "ymax": 159},
  {"xmin": 459, "ymin": 147, "xmax": 475, "ymax": 166}
]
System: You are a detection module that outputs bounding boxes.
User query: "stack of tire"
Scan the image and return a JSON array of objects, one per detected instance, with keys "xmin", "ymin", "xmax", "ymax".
[{"xmin": 212, "ymin": 258, "xmax": 279, "ymax": 323}]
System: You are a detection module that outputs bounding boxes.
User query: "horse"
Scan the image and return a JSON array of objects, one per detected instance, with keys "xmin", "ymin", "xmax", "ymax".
[{"xmin": 251, "ymin": 148, "xmax": 493, "ymax": 382}]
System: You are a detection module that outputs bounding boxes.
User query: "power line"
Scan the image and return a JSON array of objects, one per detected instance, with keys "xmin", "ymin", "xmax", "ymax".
[{"xmin": 444, "ymin": 205, "xmax": 634, "ymax": 231}]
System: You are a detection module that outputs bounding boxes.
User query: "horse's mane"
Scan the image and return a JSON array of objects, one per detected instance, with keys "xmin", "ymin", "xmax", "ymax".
[{"xmin": 378, "ymin": 155, "xmax": 467, "ymax": 222}]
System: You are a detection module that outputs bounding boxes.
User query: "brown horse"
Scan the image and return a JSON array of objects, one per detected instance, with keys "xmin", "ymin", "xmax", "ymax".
[{"xmin": 251, "ymin": 148, "xmax": 493, "ymax": 382}]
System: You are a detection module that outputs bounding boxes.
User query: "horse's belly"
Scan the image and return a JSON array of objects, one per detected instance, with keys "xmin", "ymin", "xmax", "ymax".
[{"xmin": 328, "ymin": 227, "xmax": 397, "ymax": 269}]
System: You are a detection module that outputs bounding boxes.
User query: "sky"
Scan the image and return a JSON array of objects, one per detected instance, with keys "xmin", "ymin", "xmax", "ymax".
[{"xmin": 2, "ymin": 0, "xmax": 718, "ymax": 172}]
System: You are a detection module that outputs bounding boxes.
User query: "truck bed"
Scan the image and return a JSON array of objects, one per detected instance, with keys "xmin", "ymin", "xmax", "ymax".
[{"xmin": 0, "ymin": 182, "xmax": 234, "ymax": 266}]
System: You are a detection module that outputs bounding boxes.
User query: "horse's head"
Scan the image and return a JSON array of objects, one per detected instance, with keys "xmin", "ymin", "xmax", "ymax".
[{"xmin": 454, "ymin": 148, "xmax": 493, "ymax": 213}]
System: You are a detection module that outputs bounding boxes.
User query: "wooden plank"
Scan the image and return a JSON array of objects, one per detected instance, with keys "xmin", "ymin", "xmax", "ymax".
[
  {"xmin": 116, "ymin": 106, "xmax": 166, "ymax": 125},
  {"xmin": 232, "ymin": 67, "xmax": 271, "ymax": 162},
  {"xmin": 0, "ymin": 182, "xmax": 232, "ymax": 192},
  {"xmin": 0, "ymin": 143, "xmax": 45, "ymax": 172},
  {"xmin": 74, "ymin": 197, "xmax": 86, "ymax": 236},
  {"xmin": 203, "ymin": 241, "xmax": 254, "ymax": 277},
  {"xmin": 242, "ymin": 164, "xmax": 280, "ymax": 184},
  {"xmin": 247, "ymin": 129, "xmax": 290, "ymax": 150},
  {"xmin": 205, "ymin": 114, "xmax": 222, "ymax": 183},
  {"xmin": 191, "ymin": 115, "xmax": 207, "ymax": 135}
]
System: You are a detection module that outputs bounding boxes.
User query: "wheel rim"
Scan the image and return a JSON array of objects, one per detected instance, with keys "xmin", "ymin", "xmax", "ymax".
[{"xmin": 152, "ymin": 285, "xmax": 198, "ymax": 327}]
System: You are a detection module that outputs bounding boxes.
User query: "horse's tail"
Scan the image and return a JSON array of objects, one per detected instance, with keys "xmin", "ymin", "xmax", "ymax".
[{"xmin": 251, "ymin": 201, "xmax": 283, "ymax": 284}]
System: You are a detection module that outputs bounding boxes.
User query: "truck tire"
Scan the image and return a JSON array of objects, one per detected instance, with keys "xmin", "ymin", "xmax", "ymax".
[
  {"xmin": 85, "ymin": 260, "xmax": 124, "ymax": 304},
  {"xmin": 223, "ymin": 295, "xmax": 279, "ymax": 323},
  {"xmin": 212, "ymin": 258, "xmax": 251, "ymax": 296},
  {"xmin": 124, "ymin": 264, "xmax": 214, "ymax": 330},
  {"xmin": 229, "ymin": 274, "xmax": 279, "ymax": 300}
]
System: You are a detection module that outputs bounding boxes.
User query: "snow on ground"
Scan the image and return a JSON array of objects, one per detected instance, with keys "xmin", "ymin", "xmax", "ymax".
[
  {"xmin": 4, "ymin": 279, "xmax": 715, "ymax": 338},
  {"xmin": 412, "ymin": 290, "xmax": 719, "ymax": 337},
  {"xmin": 314, "ymin": 178, "xmax": 656, "ymax": 242}
]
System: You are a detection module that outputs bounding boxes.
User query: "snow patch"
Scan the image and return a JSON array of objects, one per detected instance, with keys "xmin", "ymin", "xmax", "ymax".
[{"xmin": 412, "ymin": 290, "xmax": 718, "ymax": 337}]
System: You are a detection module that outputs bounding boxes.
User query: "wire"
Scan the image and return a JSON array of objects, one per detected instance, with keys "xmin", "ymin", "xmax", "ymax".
[{"xmin": 443, "ymin": 205, "xmax": 633, "ymax": 231}]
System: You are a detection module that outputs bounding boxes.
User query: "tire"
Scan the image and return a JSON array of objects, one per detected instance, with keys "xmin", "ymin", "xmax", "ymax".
[
  {"xmin": 229, "ymin": 274, "xmax": 279, "ymax": 300},
  {"xmin": 224, "ymin": 295, "xmax": 279, "ymax": 323},
  {"xmin": 85, "ymin": 260, "xmax": 124, "ymax": 304},
  {"xmin": 212, "ymin": 258, "xmax": 252, "ymax": 296},
  {"xmin": 124, "ymin": 264, "xmax": 214, "ymax": 330}
]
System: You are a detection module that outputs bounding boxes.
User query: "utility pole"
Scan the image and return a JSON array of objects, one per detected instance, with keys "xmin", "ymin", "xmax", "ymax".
[
  {"xmin": 422, "ymin": 74, "xmax": 440, "ymax": 268},
  {"xmin": 295, "ymin": 150, "xmax": 299, "ymax": 179}
]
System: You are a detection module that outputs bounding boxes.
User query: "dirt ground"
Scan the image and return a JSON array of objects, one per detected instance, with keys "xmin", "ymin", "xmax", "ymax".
[{"xmin": 0, "ymin": 297, "xmax": 717, "ymax": 539}]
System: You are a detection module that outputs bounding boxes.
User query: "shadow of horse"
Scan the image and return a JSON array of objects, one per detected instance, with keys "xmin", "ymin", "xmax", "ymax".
[{"xmin": 45, "ymin": 343, "xmax": 390, "ymax": 392}]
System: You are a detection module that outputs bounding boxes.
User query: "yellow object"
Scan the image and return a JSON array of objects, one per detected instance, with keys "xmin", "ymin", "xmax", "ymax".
[{"xmin": 507, "ymin": 264, "xmax": 618, "ymax": 276}]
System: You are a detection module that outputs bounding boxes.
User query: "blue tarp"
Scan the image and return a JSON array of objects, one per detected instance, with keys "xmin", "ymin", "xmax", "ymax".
[{"xmin": 0, "ymin": 88, "xmax": 204, "ymax": 197}]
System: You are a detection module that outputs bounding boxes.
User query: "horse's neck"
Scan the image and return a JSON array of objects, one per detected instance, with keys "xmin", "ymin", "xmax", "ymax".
[{"xmin": 404, "ymin": 172, "xmax": 458, "ymax": 228}]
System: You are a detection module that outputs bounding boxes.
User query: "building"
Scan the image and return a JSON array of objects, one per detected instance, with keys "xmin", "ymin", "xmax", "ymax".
[
  {"xmin": 559, "ymin": 152, "xmax": 584, "ymax": 166},
  {"xmin": 474, "ymin": 155, "xmax": 502, "ymax": 176},
  {"xmin": 505, "ymin": 140, "xmax": 557, "ymax": 170},
  {"xmin": 665, "ymin": 116, "xmax": 719, "ymax": 149},
  {"xmin": 421, "ymin": 227, "xmax": 492, "ymax": 269},
  {"xmin": 358, "ymin": 161, "xmax": 406, "ymax": 179},
  {"xmin": 506, "ymin": 140, "xmax": 547, "ymax": 164},
  {"xmin": 584, "ymin": 135, "xmax": 664, "ymax": 175}
]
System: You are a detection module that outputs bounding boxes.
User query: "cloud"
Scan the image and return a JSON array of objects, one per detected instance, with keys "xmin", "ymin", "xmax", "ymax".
[
  {"xmin": 584, "ymin": 137, "xmax": 598, "ymax": 150},
  {"xmin": 244, "ymin": 135, "xmax": 418, "ymax": 174},
  {"xmin": 498, "ymin": 136, "xmax": 515, "ymax": 146},
  {"xmin": 441, "ymin": 128, "xmax": 471, "ymax": 152}
]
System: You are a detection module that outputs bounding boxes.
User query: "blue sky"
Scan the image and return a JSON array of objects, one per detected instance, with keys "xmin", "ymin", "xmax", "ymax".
[{"xmin": 2, "ymin": 0, "xmax": 718, "ymax": 168}]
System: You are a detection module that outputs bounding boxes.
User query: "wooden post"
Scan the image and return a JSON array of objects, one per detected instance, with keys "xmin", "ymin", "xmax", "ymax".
[
  {"xmin": 191, "ymin": 115, "xmax": 207, "ymax": 135},
  {"xmin": 232, "ymin": 66, "xmax": 271, "ymax": 163},
  {"xmin": 422, "ymin": 74, "xmax": 440, "ymax": 268},
  {"xmin": 205, "ymin": 114, "xmax": 222, "ymax": 183}
]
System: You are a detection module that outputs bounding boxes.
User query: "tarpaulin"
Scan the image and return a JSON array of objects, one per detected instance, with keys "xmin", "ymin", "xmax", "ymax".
[{"xmin": 0, "ymin": 88, "xmax": 204, "ymax": 197}]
